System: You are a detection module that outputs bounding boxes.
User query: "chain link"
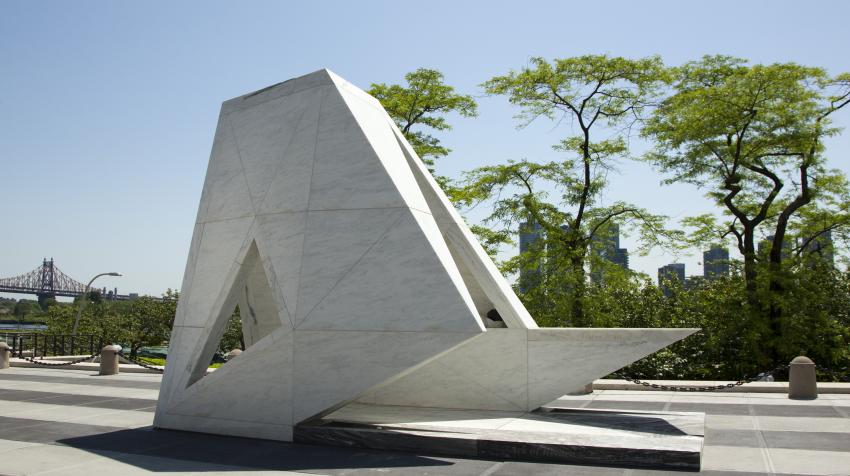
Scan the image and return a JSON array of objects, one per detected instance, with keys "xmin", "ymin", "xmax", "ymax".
[
  {"xmin": 612, "ymin": 364, "xmax": 790, "ymax": 392},
  {"xmin": 117, "ymin": 351, "xmax": 165, "ymax": 373},
  {"xmin": 13, "ymin": 349, "xmax": 165, "ymax": 373},
  {"xmin": 19, "ymin": 353, "xmax": 99, "ymax": 367}
]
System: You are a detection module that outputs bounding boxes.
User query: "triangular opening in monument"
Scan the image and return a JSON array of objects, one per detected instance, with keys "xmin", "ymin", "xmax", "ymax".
[{"xmin": 186, "ymin": 240, "xmax": 287, "ymax": 387}]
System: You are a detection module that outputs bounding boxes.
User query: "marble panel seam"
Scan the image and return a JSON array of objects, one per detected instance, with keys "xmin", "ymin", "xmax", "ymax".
[
  {"xmin": 261, "ymin": 206, "xmax": 431, "ymax": 216},
  {"xmin": 255, "ymin": 99, "xmax": 314, "ymax": 211},
  {"xmin": 303, "ymin": 86, "xmax": 329, "ymax": 215},
  {"xmin": 433, "ymin": 360, "xmax": 526, "ymax": 412},
  {"xmin": 292, "ymin": 330, "xmax": 482, "ymax": 335},
  {"xmin": 182, "ymin": 233, "xmax": 258, "ymax": 383},
  {"xmin": 295, "ymin": 211, "xmax": 407, "ymax": 329},
  {"xmin": 163, "ymin": 410, "xmax": 292, "ymax": 427},
  {"xmin": 197, "ymin": 207, "xmax": 432, "ymax": 227},
  {"xmin": 333, "ymin": 87, "xmax": 428, "ymax": 213},
  {"xmin": 227, "ymin": 116, "xmax": 259, "ymax": 215},
  {"xmin": 223, "ymin": 84, "xmax": 326, "ymax": 117},
  {"xmin": 223, "ymin": 81, "xmax": 331, "ymax": 114},
  {"xmin": 196, "ymin": 213, "xmax": 257, "ymax": 225},
  {"xmin": 255, "ymin": 243, "xmax": 295, "ymax": 329}
]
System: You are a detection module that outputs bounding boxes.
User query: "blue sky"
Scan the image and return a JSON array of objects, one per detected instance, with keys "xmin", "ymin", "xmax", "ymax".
[{"xmin": 2, "ymin": 1, "xmax": 849, "ymax": 298}]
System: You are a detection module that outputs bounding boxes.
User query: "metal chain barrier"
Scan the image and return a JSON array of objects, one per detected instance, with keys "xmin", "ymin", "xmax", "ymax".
[
  {"xmin": 20, "ymin": 353, "xmax": 99, "ymax": 367},
  {"xmin": 117, "ymin": 351, "xmax": 165, "ymax": 373},
  {"xmin": 612, "ymin": 363, "xmax": 790, "ymax": 392}
]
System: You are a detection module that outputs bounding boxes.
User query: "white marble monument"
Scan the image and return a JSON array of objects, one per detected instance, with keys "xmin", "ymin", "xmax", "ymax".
[{"xmin": 154, "ymin": 69, "xmax": 697, "ymax": 441}]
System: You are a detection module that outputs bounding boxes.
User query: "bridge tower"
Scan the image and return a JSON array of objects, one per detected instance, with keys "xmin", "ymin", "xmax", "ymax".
[{"xmin": 37, "ymin": 258, "xmax": 57, "ymax": 308}]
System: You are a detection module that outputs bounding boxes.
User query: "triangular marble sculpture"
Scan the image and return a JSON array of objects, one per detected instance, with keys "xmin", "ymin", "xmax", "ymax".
[{"xmin": 154, "ymin": 69, "xmax": 698, "ymax": 441}]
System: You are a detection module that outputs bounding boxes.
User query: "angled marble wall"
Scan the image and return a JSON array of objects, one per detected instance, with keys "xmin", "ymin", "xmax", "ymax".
[{"xmin": 154, "ymin": 69, "xmax": 698, "ymax": 442}]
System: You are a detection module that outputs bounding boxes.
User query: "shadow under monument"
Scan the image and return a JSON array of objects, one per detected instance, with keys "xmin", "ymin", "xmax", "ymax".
[
  {"xmin": 57, "ymin": 426, "xmax": 456, "ymax": 473},
  {"xmin": 292, "ymin": 403, "xmax": 704, "ymax": 471}
]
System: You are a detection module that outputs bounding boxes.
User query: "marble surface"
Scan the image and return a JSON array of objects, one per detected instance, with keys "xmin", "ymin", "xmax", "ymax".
[
  {"xmin": 297, "ymin": 403, "xmax": 704, "ymax": 470},
  {"xmin": 156, "ymin": 69, "xmax": 488, "ymax": 439},
  {"xmin": 360, "ymin": 328, "xmax": 698, "ymax": 412},
  {"xmin": 155, "ymin": 69, "xmax": 698, "ymax": 444},
  {"xmin": 390, "ymin": 123, "xmax": 538, "ymax": 330}
]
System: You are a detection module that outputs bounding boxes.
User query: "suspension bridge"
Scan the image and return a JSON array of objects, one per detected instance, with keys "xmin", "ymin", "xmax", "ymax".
[{"xmin": 0, "ymin": 259, "xmax": 134, "ymax": 305}]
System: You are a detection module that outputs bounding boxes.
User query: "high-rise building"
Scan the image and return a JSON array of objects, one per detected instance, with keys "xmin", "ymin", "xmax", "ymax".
[
  {"xmin": 518, "ymin": 221, "xmax": 630, "ymax": 290},
  {"xmin": 802, "ymin": 230, "xmax": 835, "ymax": 267},
  {"xmin": 518, "ymin": 221, "xmax": 542, "ymax": 254},
  {"xmin": 658, "ymin": 263, "xmax": 685, "ymax": 296},
  {"xmin": 759, "ymin": 235, "xmax": 792, "ymax": 260},
  {"xmin": 591, "ymin": 224, "xmax": 629, "ymax": 283},
  {"xmin": 518, "ymin": 221, "xmax": 543, "ymax": 293},
  {"xmin": 703, "ymin": 245, "xmax": 730, "ymax": 279}
]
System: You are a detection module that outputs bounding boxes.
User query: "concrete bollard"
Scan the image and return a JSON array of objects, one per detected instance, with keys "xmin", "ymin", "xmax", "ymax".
[
  {"xmin": 788, "ymin": 356, "xmax": 817, "ymax": 400},
  {"xmin": 99, "ymin": 345, "xmax": 122, "ymax": 376},
  {"xmin": 566, "ymin": 382, "xmax": 594, "ymax": 395},
  {"xmin": 0, "ymin": 342, "xmax": 10, "ymax": 370},
  {"xmin": 226, "ymin": 349, "xmax": 243, "ymax": 361}
]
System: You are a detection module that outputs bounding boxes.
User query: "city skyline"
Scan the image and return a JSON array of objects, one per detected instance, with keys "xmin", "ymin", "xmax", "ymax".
[{"xmin": 517, "ymin": 221, "xmax": 630, "ymax": 291}]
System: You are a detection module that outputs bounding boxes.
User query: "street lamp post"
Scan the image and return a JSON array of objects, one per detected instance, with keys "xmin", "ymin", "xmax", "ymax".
[{"xmin": 71, "ymin": 272, "xmax": 122, "ymax": 336}]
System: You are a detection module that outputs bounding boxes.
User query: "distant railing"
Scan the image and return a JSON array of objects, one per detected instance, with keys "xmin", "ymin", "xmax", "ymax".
[{"xmin": 2, "ymin": 333, "xmax": 102, "ymax": 359}]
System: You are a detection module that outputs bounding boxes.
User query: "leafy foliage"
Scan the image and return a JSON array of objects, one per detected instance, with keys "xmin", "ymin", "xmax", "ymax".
[
  {"xmin": 643, "ymin": 56, "xmax": 850, "ymax": 276},
  {"xmin": 219, "ymin": 307, "xmax": 245, "ymax": 354},
  {"xmin": 40, "ymin": 289, "xmax": 244, "ymax": 359},
  {"xmin": 42, "ymin": 291, "xmax": 177, "ymax": 357},
  {"xmin": 611, "ymin": 262, "xmax": 850, "ymax": 380},
  {"xmin": 460, "ymin": 55, "xmax": 679, "ymax": 326},
  {"xmin": 642, "ymin": 56, "xmax": 850, "ymax": 359},
  {"xmin": 369, "ymin": 68, "xmax": 477, "ymax": 168}
]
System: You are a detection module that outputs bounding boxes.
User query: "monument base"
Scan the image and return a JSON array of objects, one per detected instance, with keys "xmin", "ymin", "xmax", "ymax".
[{"xmin": 295, "ymin": 403, "xmax": 703, "ymax": 470}]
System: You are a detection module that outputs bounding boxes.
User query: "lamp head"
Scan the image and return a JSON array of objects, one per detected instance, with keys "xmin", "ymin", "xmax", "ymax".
[{"xmin": 108, "ymin": 272, "xmax": 122, "ymax": 277}]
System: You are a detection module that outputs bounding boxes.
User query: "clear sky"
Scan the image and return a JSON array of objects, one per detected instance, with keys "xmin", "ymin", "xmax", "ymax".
[{"xmin": 2, "ymin": 1, "xmax": 849, "ymax": 298}]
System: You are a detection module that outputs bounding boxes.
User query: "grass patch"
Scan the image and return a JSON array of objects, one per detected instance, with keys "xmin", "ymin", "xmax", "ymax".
[{"xmin": 136, "ymin": 356, "xmax": 222, "ymax": 369}]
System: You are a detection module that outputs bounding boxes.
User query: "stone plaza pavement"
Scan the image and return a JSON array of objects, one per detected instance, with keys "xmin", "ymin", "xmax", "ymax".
[{"xmin": 0, "ymin": 368, "xmax": 848, "ymax": 476}]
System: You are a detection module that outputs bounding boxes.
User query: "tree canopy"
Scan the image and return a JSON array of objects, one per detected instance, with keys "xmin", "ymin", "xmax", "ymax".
[
  {"xmin": 369, "ymin": 68, "xmax": 477, "ymax": 169},
  {"xmin": 642, "ymin": 56, "xmax": 850, "ymax": 359},
  {"xmin": 457, "ymin": 55, "xmax": 678, "ymax": 326}
]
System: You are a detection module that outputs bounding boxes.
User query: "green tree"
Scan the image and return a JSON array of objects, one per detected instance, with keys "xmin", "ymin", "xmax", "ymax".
[
  {"xmin": 369, "ymin": 68, "xmax": 478, "ymax": 171},
  {"xmin": 642, "ymin": 56, "xmax": 850, "ymax": 357},
  {"xmin": 13, "ymin": 300, "xmax": 34, "ymax": 319},
  {"xmin": 42, "ymin": 291, "xmax": 177, "ymax": 358},
  {"xmin": 460, "ymin": 55, "xmax": 678, "ymax": 326},
  {"xmin": 218, "ymin": 306, "xmax": 246, "ymax": 354},
  {"xmin": 118, "ymin": 294, "xmax": 177, "ymax": 358}
]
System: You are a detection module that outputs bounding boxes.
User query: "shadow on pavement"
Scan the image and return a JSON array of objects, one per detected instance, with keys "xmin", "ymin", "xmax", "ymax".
[{"xmin": 58, "ymin": 426, "xmax": 456, "ymax": 473}]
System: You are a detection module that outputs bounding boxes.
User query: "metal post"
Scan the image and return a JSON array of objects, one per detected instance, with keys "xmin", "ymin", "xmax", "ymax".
[{"xmin": 71, "ymin": 272, "xmax": 121, "ymax": 336}]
